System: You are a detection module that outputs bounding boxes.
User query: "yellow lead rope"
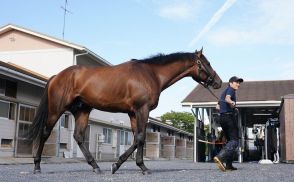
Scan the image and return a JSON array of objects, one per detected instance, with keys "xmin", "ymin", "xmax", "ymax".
[{"xmin": 197, "ymin": 139, "xmax": 225, "ymax": 145}]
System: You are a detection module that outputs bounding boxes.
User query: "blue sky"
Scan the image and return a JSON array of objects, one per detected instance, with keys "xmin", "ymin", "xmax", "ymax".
[{"xmin": 1, "ymin": 0, "xmax": 294, "ymax": 117}]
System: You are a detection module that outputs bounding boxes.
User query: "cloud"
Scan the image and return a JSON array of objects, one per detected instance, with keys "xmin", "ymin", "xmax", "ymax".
[
  {"xmin": 208, "ymin": 0, "xmax": 294, "ymax": 46},
  {"xmin": 188, "ymin": 0, "xmax": 237, "ymax": 47},
  {"xmin": 151, "ymin": 0, "xmax": 205, "ymax": 21},
  {"xmin": 158, "ymin": 2, "xmax": 193, "ymax": 21}
]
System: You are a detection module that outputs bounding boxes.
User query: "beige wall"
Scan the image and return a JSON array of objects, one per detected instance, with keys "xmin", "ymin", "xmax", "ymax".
[
  {"xmin": 0, "ymin": 30, "xmax": 66, "ymax": 51},
  {"xmin": 0, "ymin": 30, "xmax": 74, "ymax": 77}
]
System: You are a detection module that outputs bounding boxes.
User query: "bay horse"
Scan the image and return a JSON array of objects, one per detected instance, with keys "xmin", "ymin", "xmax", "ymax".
[{"xmin": 28, "ymin": 48, "xmax": 222, "ymax": 175}]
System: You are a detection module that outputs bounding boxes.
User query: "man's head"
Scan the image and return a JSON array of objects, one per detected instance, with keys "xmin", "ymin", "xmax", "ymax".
[{"xmin": 229, "ymin": 76, "xmax": 243, "ymax": 90}]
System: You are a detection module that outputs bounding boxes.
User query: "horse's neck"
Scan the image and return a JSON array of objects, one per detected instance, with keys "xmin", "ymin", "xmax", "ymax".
[{"xmin": 153, "ymin": 60, "xmax": 194, "ymax": 91}]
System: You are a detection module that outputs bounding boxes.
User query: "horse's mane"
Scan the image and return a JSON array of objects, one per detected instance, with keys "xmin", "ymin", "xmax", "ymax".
[{"xmin": 136, "ymin": 52, "xmax": 194, "ymax": 65}]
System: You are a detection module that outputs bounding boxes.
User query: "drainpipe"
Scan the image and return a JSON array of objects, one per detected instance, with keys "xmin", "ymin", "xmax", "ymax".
[{"xmin": 73, "ymin": 51, "xmax": 89, "ymax": 65}]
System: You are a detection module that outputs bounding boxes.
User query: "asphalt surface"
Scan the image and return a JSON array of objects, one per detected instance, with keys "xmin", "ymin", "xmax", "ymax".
[{"xmin": 0, "ymin": 160, "xmax": 293, "ymax": 182}]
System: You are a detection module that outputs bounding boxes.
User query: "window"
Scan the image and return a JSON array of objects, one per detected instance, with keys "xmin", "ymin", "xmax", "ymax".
[
  {"xmin": 19, "ymin": 105, "xmax": 36, "ymax": 122},
  {"xmin": 152, "ymin": 125, "xmax": 160, "ymax": 132},
  {"xmin": 0, "ymin": 78, "xmax": 5, "ymax": 95},
  {"xmin": 0, "ymin": 78, "xmax": 17, "ymax": 98},
  {"xmin": 1, "ymin": 139, "xmax": 13, "ymax": 148},
  {"xmin": 103, "ymin": 128, "xmax": 112, "ymax": 144},
  {"xmin": 168, "ymin": 130, "xmax": 174, "ymax": 136},
  {"xmin": 127, "ymin": 132, "xmax": 132, "ymax": 145},
  {"xmin": 119, "ymin": 130, "xmax": 132, "ymax": 145},
  {"xmin": 0, "ymin": 100, "xmax": 16, "ymax": 120},
  {"xmin": 60, "ymin": 114, "xmax": 69, "ymax": 128},
  {"xmin": 60, "ymin": 143, "xmax": 67, "ymax": 149},
  {"xmin": 18, "ymin": 123, "xmax": 31, "ymax": 138}
]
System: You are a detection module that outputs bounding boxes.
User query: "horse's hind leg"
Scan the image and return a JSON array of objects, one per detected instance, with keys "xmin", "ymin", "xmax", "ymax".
[
  {"xmin": 111, "ymin": 113, "xmax": 137, "ymax": 174},
  {"xmin": 73, "ymin": 108, "xmax": 101, "ymax": 174},
  {"xmin": 33, "ymin": 113, "xmax": 61, "ymax": 173}
]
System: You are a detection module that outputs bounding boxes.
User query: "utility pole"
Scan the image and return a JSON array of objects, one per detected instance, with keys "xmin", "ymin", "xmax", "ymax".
[{"xmin": 61, "ymin": 0, "xmax": 72, "ymax": 39}]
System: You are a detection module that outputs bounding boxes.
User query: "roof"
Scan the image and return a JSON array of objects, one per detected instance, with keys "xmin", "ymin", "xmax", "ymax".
[
  {"xmin": 182, "ymin": 80, "xmax": 294, "ymax": 107},
  {"xmin": 0, "ymin": 60, "xmax": 48, "ymax": 82},
  {"xmin": 148, "ymin": 117, "xmax": 193, "ymax": 136},
  {"xmin": 0, "ymin": 24, "xmax": 112, "ymax": 66}
]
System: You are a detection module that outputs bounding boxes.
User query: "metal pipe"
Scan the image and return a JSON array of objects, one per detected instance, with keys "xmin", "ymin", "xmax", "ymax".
[{"xmin": 73, "ymin": 52, "xmax": 89, "ymax": 65}]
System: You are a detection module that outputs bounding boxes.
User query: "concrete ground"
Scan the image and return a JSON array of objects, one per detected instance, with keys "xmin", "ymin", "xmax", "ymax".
[{"xmin": 0, "ymin": 158, "xmax": 293, "ymax": 182}]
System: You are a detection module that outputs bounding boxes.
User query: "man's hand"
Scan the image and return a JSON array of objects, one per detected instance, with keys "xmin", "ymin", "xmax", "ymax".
[{"xmin": 216, "ymin": 103, "xmax": 220, "ymax": 110}]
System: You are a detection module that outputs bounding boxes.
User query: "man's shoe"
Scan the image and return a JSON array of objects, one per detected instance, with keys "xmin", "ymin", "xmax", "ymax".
[
  {"xmin": 213, "ymin": 156, "xmax": 226, "ymax": 172},
  {"xmin": 226, "ymin": 165, "xmax": 237, "ymax": 171}
]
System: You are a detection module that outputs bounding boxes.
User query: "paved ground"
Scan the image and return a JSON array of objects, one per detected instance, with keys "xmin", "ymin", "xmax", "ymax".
[{"xmin": 0, "ymin": 158, "xmax": 293, "ymax": 182}]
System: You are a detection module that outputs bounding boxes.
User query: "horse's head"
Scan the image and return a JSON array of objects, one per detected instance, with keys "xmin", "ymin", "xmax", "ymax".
[{"xmin": 192, "ymin": 48, "xmax": 222, "ymax": 89}]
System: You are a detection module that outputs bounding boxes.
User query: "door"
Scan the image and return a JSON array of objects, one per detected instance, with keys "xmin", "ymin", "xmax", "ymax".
[{"xmin": 16, "ymin": 104, "xmax": 36, "ymax": 156}]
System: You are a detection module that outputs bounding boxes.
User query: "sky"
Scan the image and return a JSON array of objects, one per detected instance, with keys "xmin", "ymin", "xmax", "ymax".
[{"xmin": 1, "ymin": 0, "xmax": 294, "ymax": 117}]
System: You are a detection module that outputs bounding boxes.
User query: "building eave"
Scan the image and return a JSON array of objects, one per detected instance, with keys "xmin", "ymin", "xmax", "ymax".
[
  {"xmin": 0, "ymin": 61, "xmax": 47, "ymax": 87},
  {"xmin": 89, "ymin": 117, "xmax": 131, "ymax": 130},
  {"xmin": 148, "ymin": 117, "xmax": 193, "ymax": 136},
  {"xmin": 182, "ymin": 100, "xmax": 281, "ymax": 108}
]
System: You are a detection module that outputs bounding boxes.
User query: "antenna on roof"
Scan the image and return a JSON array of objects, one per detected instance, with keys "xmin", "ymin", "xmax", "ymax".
[{"xmin": 61, "ymin": 0, "xmax": 73, "ymax": 39}]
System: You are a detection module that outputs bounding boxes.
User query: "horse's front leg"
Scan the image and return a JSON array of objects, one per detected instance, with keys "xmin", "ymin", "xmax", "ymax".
[
  {"xmin": 111, "ymin": 142, "xmax": 137, "ymax": 174},
  {"xmin": 136, "ymin": 130, "xmax": 151, "ymax": 175},
  {"xmin": 135, "ymin": 107, "xmax": 151, "ymax": 175}
]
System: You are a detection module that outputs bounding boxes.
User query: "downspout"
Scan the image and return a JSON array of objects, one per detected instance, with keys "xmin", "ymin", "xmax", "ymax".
[
  {"xmin": 73, "ymin": 51, "xmax": 89, "ymax": 65},
  {"xmin": 70, "ymin": 51, "xmax": 88, "ymax": 157}
]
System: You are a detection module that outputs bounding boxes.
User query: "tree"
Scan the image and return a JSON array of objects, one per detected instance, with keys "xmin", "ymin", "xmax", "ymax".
[{"xmin": 160, "ymin": 111, "xmax": 194, "ymax": 133}]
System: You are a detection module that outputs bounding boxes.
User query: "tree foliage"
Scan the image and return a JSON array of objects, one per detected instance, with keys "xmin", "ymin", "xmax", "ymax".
[{"xmin": 160, "ymin": 111, "xmax": 194, "ymax": 133}]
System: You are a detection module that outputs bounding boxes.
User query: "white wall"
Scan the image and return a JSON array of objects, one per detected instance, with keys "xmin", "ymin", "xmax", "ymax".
[
  {"xmin": 0, "ymin": 48, "xmax": 74, "ymax": 77},
  {"xmin": 90, "ymin": 110, "xmax": 131, "ymax": 127}
]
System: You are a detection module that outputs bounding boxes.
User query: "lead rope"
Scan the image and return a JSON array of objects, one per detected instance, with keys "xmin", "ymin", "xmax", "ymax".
[
  {"xmin": 195, "ymin": 83, "xmax": 223, "ymax": 145},
  {"xmin": 199, "ymin": 83, "xmax": 220, "ymax": 101}
]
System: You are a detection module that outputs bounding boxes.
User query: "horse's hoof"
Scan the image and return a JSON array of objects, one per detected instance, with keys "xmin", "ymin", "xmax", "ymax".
[
  {"xmin": 111, "ymin": 163, "xmax": 118, "ymax": 174},
  {"xmin": 33, "ymin": 169, "xmax": 41, "ymax": 174},
  {"xmin": 93, "ymin": 167, "xmax": 102, "ymax": 174},
  {"xmin": 142, "ymin": 169, "xmax": 152, "ymax": 175}
]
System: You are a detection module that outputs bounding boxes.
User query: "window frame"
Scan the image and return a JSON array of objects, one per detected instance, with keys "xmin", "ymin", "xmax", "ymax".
[
  {"xmin": 19, "ymin": 104, "xmax": 36, "ymax": 123},
  {"xmin": 103, "ymin": 128, "xmax": 113, "ymax": 144},
  {"xmin": 119, "ymin": 130, "xmax": 132, "ymax": 146},
  {"xmin": 0, "ymin": 99, "xmax": 16, "ymax": 120},
  {"xmin": 60, "ymin": 114, "xmax": 69, "ymax": 128}
]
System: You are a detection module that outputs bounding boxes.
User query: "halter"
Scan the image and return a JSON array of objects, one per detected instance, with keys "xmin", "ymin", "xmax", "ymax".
[
  {"xmin": 196, "ymin": 59, "xmax": 216, "ymax": 88},
  {"xmin": 196, "ymin": 59, "xmax": 220, "ymax": 101}
]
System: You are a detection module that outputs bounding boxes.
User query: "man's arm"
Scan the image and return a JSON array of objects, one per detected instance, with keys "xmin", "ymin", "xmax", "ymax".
[{"xmin": 225, "ymin": 95, "xmax": 235, "ymax": 108}]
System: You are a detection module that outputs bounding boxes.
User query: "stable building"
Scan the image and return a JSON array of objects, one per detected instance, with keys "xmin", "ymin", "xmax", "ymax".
[{"xmin": 182, "ymin": 80, "xmax": 294, "ymax": 163}]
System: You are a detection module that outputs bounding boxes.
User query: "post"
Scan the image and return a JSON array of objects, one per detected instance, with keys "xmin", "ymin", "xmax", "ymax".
[
  {"xmin": 191, "ymin": 107, "xmax": 198, "ymax": 163},
  {"xmin": 238, "ymin": 110, "xmax": 243, "ymax": 163}
]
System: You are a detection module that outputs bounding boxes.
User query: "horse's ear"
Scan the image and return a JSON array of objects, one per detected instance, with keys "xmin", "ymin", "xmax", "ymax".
[{"xmin": 196, "ymin": 47, "xmax": 203, "ymax": 58}]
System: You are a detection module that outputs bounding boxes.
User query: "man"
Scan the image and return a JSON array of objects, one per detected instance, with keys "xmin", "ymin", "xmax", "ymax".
[{"xmin": 214, "ymin": 76, "xmax": 243, "ymax": 172}]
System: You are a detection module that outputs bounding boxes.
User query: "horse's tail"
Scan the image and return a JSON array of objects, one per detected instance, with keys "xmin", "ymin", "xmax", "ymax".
[{"xmin": 26, "ymin": 76, "xmax": 54, "ymax": 141}]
